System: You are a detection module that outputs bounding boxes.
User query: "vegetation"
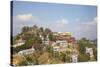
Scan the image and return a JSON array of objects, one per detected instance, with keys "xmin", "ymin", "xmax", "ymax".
[
  {"xmin": 77, "ymin": 38, "xmax": 97, "ymax": 61},
  {"xmin": 12, "ymin": 25, "xmax": 97, "ymax": 65},
  {"xmin": 78, "ymin": 54, "xmax": 90, "ymax": 62}
]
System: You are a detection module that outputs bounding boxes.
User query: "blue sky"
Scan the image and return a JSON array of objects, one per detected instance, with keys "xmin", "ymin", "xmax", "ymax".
[{"xmin": 12, "ymin": 1, "xmax": 97, "ymax": 40}]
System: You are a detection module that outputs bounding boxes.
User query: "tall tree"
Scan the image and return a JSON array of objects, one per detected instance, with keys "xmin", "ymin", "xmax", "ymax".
[{"xmin": 45, "ymin": 28, "xmax": 51, "ymax": 34}]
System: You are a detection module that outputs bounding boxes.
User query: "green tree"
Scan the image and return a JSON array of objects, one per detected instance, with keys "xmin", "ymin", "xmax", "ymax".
[
  {"xmin": 60, "ymin": 52, "xmax": 67, "ymax": 62},
  {"xmin": 49, "ymin": 34, "xmax": 56, "ymax": 41},
  {"xmin": 45, "ymin": 28, "xmax": 51, "ymax": 34},
  {"xmin": 22, "ymin": 26, "xmax": 30, "ymax": 33},
  {"xmin": 46, "ymin": 46, "xmax": 53, "ymax": 53},
  {"xmin": 78, "ymin": 54, "xmax": 90, "ymax": 62}
]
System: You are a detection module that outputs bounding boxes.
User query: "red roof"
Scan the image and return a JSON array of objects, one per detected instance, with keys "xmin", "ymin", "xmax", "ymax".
[{"xmin": 67, "ymin": 37, "xmax": 76, "ymax": 43}]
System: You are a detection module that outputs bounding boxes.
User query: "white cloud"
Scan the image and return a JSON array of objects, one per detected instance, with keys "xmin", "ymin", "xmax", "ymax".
[
  {"xmin": 61, "ymin": 19, "xmax": 69, "ymax": 24},
  {"xmin": 56, "ymin": 19, "xmax": 69, "ymax": 27},
  {"xmin": 86, "ymin": 17, "xmax": 97, "ymax": 25},
  {"xmin": 74, "ymin": 17, "xmax": 97, "ymax": 39},
  {"xmin": 16, "ymin": 13, "xmax": 33, "ymax": 21}
]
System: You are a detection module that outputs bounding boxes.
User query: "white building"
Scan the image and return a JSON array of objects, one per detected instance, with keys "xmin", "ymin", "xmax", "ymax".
[
  {"xmin": 71, "ymin": 54, "xmax": 78, "ymax": 63},
  {"xmin": 13, "ymin": 39, "xmax": 25, "ymax": 48},
  {"xmin": 18, "ymin": 48, "xmax": 35, "ymax": 56},
  {"xmin": 85, "ymin": 47, "xmax": 94, "ymax": 58},
  {"xmin": 53, "ymin": 46, "xmax": 60, "ymax": 52},
  {"xmin": 44, "ymin": 35, "xmax": 50, "ymax": 45},
  {"xmin": 56, "ymin": 40, "xmax": 68, "ymax": 47},
  {"xmin": 52, "ymin": 40, "xmax": 68, "ymax": 52},
  {"xmin": 40, "ymin": 34, "xmax": 50, "ymax": 46}
]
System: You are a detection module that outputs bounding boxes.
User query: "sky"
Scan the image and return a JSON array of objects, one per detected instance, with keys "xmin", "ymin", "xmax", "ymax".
[{"xmin": 12, "ymin": 1, "xmax": 97, "ymax": 40}]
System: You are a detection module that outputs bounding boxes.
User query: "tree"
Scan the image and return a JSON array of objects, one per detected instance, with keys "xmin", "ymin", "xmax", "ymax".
[
  {"xmin": 45, "ymin": 28, "xmax": 51, "ymax": 34},
  {"xmin": 32, "ymin": 36, "xmax": 43, "ymax": 51},
  {"xmin": 79, "ymin": 44, "xmax": 85, "ymax": 54},
  {"xmin": 33, "ymin": 25, "xmax": 38, "ymax": 29},
  {"xmin": 93, "ymin": 47, "xmax": 97, "ymax": 61},
  {"xmin": 46, "ymin": 45, "xmax": 53, "ymax": 53},
  {"xmin": 49, "ymin": 33, "xmax": 56, "ymax": 41},
  {"xmin": 33, "ymin": 43, "xmax": 43, "ymax": 51},
  {"xmin": 78, "ymin": 38, "xmax": 91, "ymax": 54},
  {"xmin": 60, "ymin": 52, "xmax": 67, "ymax": 62},
  {"xmin": 39, "ymin": 27, "xmax": 44, "ymax": 32},
  {"xmin": 78, "ymin": 54, "xmax": 90, "ymax": 62},
  {"xmin": 15, "ymin": 33, "xmax": 21, "ymax": 40},
  {"xmin": 22, "ymin": 26, "xmax": 30, "ymax": 33}
]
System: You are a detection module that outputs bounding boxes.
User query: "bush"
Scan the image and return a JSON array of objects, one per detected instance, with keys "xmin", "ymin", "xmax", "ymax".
[
  {"xmin": 12, "ymin": 43, "xmax": 33, "ymax": 54},
  {"xmin": 18, "ymin": 59, "xmax": 28, "ymax": 66},
  {"xmin": 78, "ymin": 54, "xmax": 90, "ymax": 62}
]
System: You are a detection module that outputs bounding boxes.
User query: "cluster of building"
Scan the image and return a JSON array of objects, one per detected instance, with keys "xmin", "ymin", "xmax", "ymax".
[
  {"xmin": 14, "ymin": 32, "xmax": 79, "ymax": 62},
  {"xmin": 53, "ymin": 32, "xmax": 78, "ymax": 52},
  {"xmin": 13, "ymin": 32, "xmax": 95, "ymax": 63},
  {"xmin": 39, "ymin": 32, "xmax": 79, "ymax": 63}
]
